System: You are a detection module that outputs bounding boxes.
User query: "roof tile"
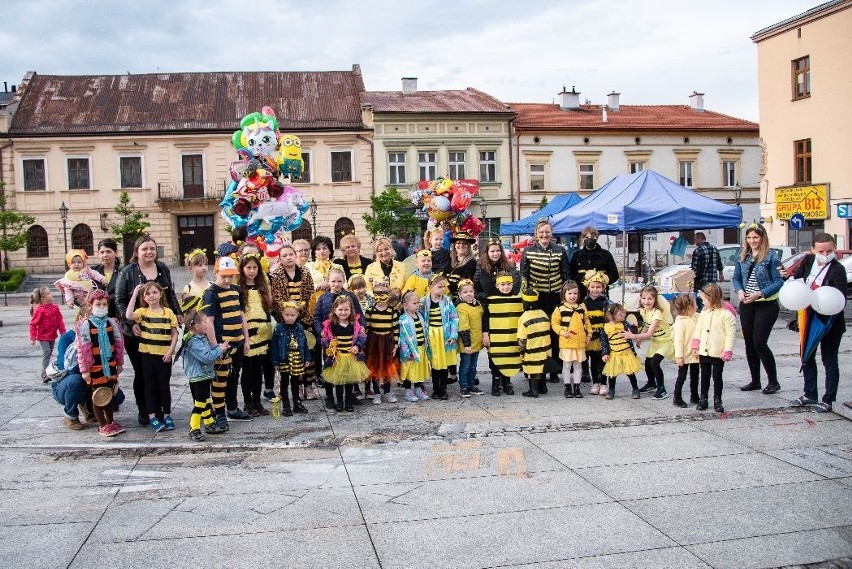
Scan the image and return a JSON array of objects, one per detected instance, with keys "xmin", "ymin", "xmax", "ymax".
[{"xmin": 364, "ymin": 88, "xmax": 510, "ymax": 114}]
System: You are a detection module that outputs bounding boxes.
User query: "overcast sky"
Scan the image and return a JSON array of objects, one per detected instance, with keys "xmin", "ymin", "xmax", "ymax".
[{"xmin": 1, "ymin": 0, "xmax": 818, "ymax": 121}]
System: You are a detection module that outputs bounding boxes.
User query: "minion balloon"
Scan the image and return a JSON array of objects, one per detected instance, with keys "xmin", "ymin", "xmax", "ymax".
[{"xmin": 279, "ymin": 134, "xmax": 304, "ymax": 180}]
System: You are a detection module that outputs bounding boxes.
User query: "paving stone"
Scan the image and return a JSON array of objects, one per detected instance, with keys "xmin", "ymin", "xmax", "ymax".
[
  {"xmin": 0, "ymin": 521, "xmax": 94, "ymax": 569},
  {"xmin": 767, "ymin": 445, "xmax": 852, "ymax": 479}
]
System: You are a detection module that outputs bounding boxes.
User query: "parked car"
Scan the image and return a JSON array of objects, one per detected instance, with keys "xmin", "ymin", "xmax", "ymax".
[
  {"xmin": 840, "ymin": 256, "xmax": 852, "ymax": 297},
  {"xmin": 781, "ymin": 249, "xmax": 852, "ymax": 278}
]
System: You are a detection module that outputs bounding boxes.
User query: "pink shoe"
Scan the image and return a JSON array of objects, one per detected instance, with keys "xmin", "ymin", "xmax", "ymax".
[
  {"xmin": 108, "ymin": 422, "xmax": 126, "ymax": 436},
  {"xmin": 598, "ymin": 384, "xmax": 609, "ymax": 396},
  {"xmin": 590, "ymin": 384, "xmax": 600, "ymax": 395}
]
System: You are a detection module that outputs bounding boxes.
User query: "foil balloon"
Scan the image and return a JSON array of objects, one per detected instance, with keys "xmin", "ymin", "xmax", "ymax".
[
  {"xmin": 279, "ymin": 134, "xmax": 304, "ymax": 180},
  {"xmin": 451, "ymin": 190, "xmax": 472, "ymax": 212},
  {"xmin": 460, "ymin": 215, "xmax": 485, "ymax": 237}
]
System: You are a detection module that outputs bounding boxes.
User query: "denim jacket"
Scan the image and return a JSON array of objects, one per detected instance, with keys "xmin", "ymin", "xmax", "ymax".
[
  {"xmin": 270, "ymin": 322, "xmax": 312, "ymax": 367},
  {"xmin": 420, "ymin": 294, "xmax": 459, "ymax": 350},
  {"xmin": 182, "ymin": 334, "xmax": 223, "ymax": 382},
  {"xmin": 731, "ymin": 249, "xmax": 784, "ymax": 298}
]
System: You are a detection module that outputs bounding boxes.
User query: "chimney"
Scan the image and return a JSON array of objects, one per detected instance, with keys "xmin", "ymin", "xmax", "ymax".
[
  {"xmin": 3, "ymin": 82, "xmax": 6, "ymax": 93},
  {"xmin": 402, "ymin": 77, "xmax": 417, "ymax": 95},
  {"xmin": 558, "ymin": 85, "xmax": 580, "ymax": 110},
  {"xmin": 607, "ymin": 91, "xmax": 620, "ymax": 111},
  {"xmin": 601, "ymin": 105, "xmax": 608, "ymax": 123},
  {"xmin": 11, "ymin": 85, "xmax": 16, "ymax": 92},
  {"xmin": 689, "ymin": 91, "xmax": 705, "ymax": 112}
]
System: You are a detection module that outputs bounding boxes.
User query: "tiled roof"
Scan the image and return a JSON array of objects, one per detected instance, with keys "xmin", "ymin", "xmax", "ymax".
[
  {"xmin": 9, "ymin": 68, "xmax": 367, "ymax": 135},
  {"xmin": 364, "ymin": 88, "xmax": 511, "ymax": 114},
  {"xmin": 510, "ymin": 103, "xmax": 758, "ymax": 132}
]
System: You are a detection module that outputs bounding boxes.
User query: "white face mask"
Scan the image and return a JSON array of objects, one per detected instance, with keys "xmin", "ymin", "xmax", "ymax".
[
  {"xmin": 91, "ymin": 306, "xmax": 109, "ymax": 318},
  {"xmin": 815, "ymin": 252, "xmax": 836, "ymax": 265}
]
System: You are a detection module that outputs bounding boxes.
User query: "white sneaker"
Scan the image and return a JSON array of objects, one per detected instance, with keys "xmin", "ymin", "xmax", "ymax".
[
  {"xmin": 387, "ymin": 392, "xmax": 398, "ymax": 403},
  {"xmin": 599, "ymin": 384, "xmax": 609, "ymax": 396},
  {"xmin": 373, "ymin": 393, "xmax": 382, "ymax": 405}
]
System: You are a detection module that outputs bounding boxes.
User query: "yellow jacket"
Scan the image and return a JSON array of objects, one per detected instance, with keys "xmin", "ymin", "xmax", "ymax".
[
  {"xmin": 364, "ymin": 260, "xmax": 407, "ymax": 291},
  {"xmin": 551, "ymin": 303, "xmax": 592, "ymax": 350},
  {"xmin": 691, "ymin": 308, "xmax": 736, "ymax": 358},
  {"xmin": 457, "ymin": 301, "xmax": 484, "ymax": 352},
  {"xmin": 671, "ymin": 314, "xmax": 698, "ymax": 364}
]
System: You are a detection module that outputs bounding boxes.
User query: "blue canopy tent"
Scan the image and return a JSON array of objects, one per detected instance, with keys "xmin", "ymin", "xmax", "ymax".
[
  {"xmin": 549, "ymin": 170, "xmax": 743, "ymax": 290},
  {"xmin": 499, "ymin": 192, "xmax": 583, "ymax": 236},
  {"xmin": 549, "ymin": 170, "xmax": 742, "ymax": 234}
]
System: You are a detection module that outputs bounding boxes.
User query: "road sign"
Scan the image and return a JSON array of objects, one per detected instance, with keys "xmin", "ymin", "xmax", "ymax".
[
  {"xmin": 789, "ymin": 213, "xmax": 806, "ymax": 230},
  {"xmin": 775, "ymin": 184, "xmax": 828, "ymax": 220},
  {"xmin": 837, "ymin": 204, "xmax": 852, "ymax": 218}
]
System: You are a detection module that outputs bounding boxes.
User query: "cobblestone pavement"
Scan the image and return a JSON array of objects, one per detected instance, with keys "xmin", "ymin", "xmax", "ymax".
[{"xmin": 1, "ymin": 297, "xmax": 850, "ymax": 568}]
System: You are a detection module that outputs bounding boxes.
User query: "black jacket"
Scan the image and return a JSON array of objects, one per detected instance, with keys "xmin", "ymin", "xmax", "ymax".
[
  {"xmin": 115, "ymin": 261, "xmax": 182, "ymax": 336},
  {"xmin": 91, "ymin": 261, "xmax": 121, "ymax": 318},
  {"xmin": 570, "ymin": 245, "xmax": 619, "ymax": 297},
  {"xmin": 793, "ymin": 255, "xmax": 847, "ymax": 337}
]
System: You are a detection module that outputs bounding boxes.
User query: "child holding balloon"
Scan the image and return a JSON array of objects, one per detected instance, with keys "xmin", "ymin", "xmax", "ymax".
[{"xmin": 787, "ymin": 233, "xmax": 847, "ymax": 413}]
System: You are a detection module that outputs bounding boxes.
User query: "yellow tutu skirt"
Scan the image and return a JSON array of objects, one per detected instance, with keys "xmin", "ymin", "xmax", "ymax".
[
  {"xmin": 646, "ymin": 338, "xmax": 675, "ymax": 361},
  {"xmin": 603, "ymin": 352, "xmax": 643, "ymax": 377},
  {"xmin": 559, "ymin": 348, "xmax": 586, "ymax": 362},
  {"xmin": 400, "ymin": 345, "xmax": 430, "ymax": 383},
  {"xmin": 428, "ymin": 326, "xmax": 451, "ymax": 370},
  {"xmin": 322, "ymin": 353, "xmax": 371, "ymax": 385}
]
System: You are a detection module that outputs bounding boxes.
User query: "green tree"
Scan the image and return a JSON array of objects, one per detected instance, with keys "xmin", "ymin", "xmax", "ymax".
[
  {"xmin": 0, "ymin": 182, "xmax": 35, "ymax": 271},
  {"xmin": 110, "ymin": 191, "xmax": 150, "ymax": 243},
  {"xmin": 362, "ymin": 188, "xmax": 419, "ymax": 239},
  {"xmin": 539, "ymin": 196, "xmax": 549, "ymax": 209}
]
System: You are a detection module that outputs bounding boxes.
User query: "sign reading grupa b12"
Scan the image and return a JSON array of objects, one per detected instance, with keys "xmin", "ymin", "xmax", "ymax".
[{"xmin": 774, "ymin": 184, "xmax": 828, "ymax": 220}]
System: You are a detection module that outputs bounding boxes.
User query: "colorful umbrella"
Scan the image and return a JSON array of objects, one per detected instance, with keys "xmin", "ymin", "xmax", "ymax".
[{"xmin": 798, "ymin": 308, "xmax": 837, "ymax": 367}]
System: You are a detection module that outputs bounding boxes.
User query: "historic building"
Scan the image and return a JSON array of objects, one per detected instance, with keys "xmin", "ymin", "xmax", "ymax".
[
  {"xmin": 1, "ymin": 67, "xmax": 372, "ymax": 272},
  {"xmin": 752, "ymin": 0, "xmax": 852, "ymax": 249},
  {"xmin": 363, "ymin": 78, "xmax": 514, "ymax": 244},
  {"xmin": 509, "ymin": 89, "xmax": 761, "ymax": 257}
]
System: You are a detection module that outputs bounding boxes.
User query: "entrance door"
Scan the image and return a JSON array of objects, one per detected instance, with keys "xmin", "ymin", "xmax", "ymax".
[{"xmin": 177, "ymin": 215, "xmax": 215, "ymax": 265}]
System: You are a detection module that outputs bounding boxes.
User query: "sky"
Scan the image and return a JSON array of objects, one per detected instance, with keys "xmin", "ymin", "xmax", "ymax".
[{"xmin": 1, "ymin": 0, "xmax": 819, "ymax": 121}]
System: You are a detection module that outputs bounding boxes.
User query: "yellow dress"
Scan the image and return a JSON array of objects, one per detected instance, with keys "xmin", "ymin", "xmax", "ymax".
[
  {"xmin": 321, "ymin": 324, "xmax": 370, "ymax": 385},
  {"xmin": 640, "ymin": 307, "xmax": 675, "ymax": 361},
  {"xmin": 427, "ymin": 304, "xmax": 451, "ymax": 370},
  {"xmin": 602, "ymin": 322, "xmax": 643, "ymax": 377},
  {"xmin": 400, "ymin": 318, "xmax": 430, "ymax": 383},
  {"xmin": 517, "ymin": 309, "xmax": 551, "ymax": 375},
  {"xmin": 485, "ymin": 293, "xmax": 523, "ymax": 378}
]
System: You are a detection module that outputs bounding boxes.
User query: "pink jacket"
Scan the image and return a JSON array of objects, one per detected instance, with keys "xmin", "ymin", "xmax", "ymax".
[
  {"xmin": 76, "ymin": 317, "xmax": 125, "ymax": 374},
  {"xmin": 29, "ymin": 303, "xmax": 66, "ymax": 342}
]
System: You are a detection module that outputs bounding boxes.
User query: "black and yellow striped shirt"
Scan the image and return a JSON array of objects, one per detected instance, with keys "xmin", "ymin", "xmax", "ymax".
[
  {"xmin": 203, "ymin": 284, "xmax": 245, "ymax": 344},
  {"xmin": 429, "ymin": 305, "xmax": 443, "ymax": 328},
  {"xmin": 134, "ymin": 307, "xmax": 177, "ymax": 356},
  {"xmin": 413, "ymin": 317, "xmax": 425, "ymax": 347},
  {"xmin": 521, "ymin": 243, "xmax": 569, "ymax": 293},
  {"xmin": 518, "ymin": 309, "xmax": 551, "ymax": 372},
  {"xmin": 484, "ymin": 293, "xmax": 523, "ymax": 376},
  {"xmin": 366, "ymin": 306, "xmax": 400, "ymax": 343},
  {"xmin": 331, "ymin": 322, "xmax": 354, "ymax": 353},
  {"xmin": 245, "ymin": 287, "xmax": 271, "ymax": 357}
]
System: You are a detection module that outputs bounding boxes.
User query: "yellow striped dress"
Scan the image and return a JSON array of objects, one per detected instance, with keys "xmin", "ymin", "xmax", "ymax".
[
  {"xmin": 485, "ymin": 293, "xmax": 523, "ymax": 378},
  {"xmin": 640, "ymin": 307, "xmax": 675, "ymax": 361},
  {"xmin": 400, "ymin": 317, "xmax": 430, "ymax": 383},
  {"xmin": 428, "ymin": 304, "xmax": 452, "ymax": 370},
  {"xmin": 517, "ymin": 308, "xmax": 551, "ymax": 375},
  {"xmin": 602, "ymin": 322, "xmax": 643, "ymax": 377},
  {"xmin": 245, "ymin": 287, "xmax": 272, "ymax": 358}
]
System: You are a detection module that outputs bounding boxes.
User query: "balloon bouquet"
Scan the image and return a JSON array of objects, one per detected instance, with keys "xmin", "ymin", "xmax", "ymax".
[
  {"xmin": 410, "ymin": 177, "xmax": 486, "ymax": 239},
  {"xmin": 779, "ymin": 277, "xmax": 846, "ymax": 367},
  {"xmin": 220, "ymin": 106, "xmax": 308, "ymax": 260}
]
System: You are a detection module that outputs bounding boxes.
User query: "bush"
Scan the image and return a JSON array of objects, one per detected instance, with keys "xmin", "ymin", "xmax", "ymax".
[{"xmin": 0, "ymin": 268, "xmax": 26, "ymax": 292}]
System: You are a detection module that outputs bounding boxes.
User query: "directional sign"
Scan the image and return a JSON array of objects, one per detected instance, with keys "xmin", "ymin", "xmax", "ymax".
[
  {"xmin": 789, "ymin": 213, "xmax": 806, "ymax": 230},
  {"xmin": 775, "ymin": 184, "xmax": 828, "ymax": 220}
]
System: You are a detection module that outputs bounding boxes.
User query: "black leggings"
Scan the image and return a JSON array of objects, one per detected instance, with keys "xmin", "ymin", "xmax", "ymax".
[
  {"xmin": 241, "ymin": 354, "xmax": 265, "ymax": 405},
  {"xmin": 279, "ymin": 372, "xmax": 302, "ymax": 406},
  {"xmin": 123, "ymin": 334, "xmax": 146, "ymax": 414},
  {"xmin": 587, "ymin": 351, "xmax": 604, "ymax": 384},
  {"xmin": 606, "ymin": 374, "xmax": 638, "ymax": 393},
  {"xmin": 539, "ymin": 292, "xmax": 562, "ymax": 370},
  {"xmin": 675, "ymin": 363, "xmax": 699, "ymax": 400},
  {"xmin": 432, "ymin": 368, "xmax": 449, "ymax": 396},
  {"xmin": 140, "ymin": 353, "xmax": 172, "ymax": 418},
  {"xmin": 699, "ymin": 355, "xmax": 725, "ymax": 400},
  {"xmin": 644, "ymin": 353, "xmax": 665, "ymax": 389},
  {"xmin": 738, "ymin": 300, "xmax": 779, "ymax": 385}
]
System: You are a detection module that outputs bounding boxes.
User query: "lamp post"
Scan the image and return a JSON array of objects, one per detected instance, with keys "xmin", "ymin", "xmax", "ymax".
[
  {"xmin": 309, "ymin": 198, "xmax": 318, "ymax": 239},
  {"xmin": 479, "ymin": 200, "xmax": 490, "ymax": 237},
  {"xmin": 59, "ymin": 201, "xmax": 69, "ymax": 265}
]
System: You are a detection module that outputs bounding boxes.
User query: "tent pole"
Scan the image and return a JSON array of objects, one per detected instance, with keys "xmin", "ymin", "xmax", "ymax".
[{"xmin": 622, "ymin": 229, "xmax": 627, "ymax": 304}]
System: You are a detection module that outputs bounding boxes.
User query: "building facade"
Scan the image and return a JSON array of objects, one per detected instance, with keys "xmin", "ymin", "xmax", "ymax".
[
  {"xmin": 752, "ymin": 0, "xmax": 852, "ymax": 249},
  {"xmin": 509, "ymin": 89, "xmax": 760, "ymax": 262},
  {"xmin": 363, "ymin": 79, "xmax": 514, "ymax": 246},
  {"xmin": 2, "ymin": 67, "xmax": 373, "ymax": 272}
]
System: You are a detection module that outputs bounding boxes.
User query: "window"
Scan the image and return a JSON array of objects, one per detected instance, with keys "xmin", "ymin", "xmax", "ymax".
[
  {"xmin": 23, "ymin": 159, "xmax": 46, "ymax": 191},
  {"xmin": 448, "ymin": 151, "xmax": 466, "ymax": 180},
  {"xmin": 331, "ymin": 150, "xmax": 352, "ymax": 182},
  {"xmin": 479, "ymin": 150, "xmax": 496, "ymax": 182},
  {"xmin": 679, "ymin": 161, "xmax": 694, "ymax": 187},
  {"xmin": 27, "ymin": 225, "xmax": 49, "ymax": 258},
  {"xmin": 418, "ymin": 151, "xmax": 437, "ymax": 181},
  {"xmin": 182, "ymin": 154, "xmax": 204, "ymax": 198},
  {"xmin": 723, "ymin": 227, "xmax": 739, "ymax": 244},
  {"xmin": 292, "ymin": 219, "xmax": 312, "ymax": 242},
  {"xmin": 71, "ymin": 224, "xmax": 94, "ymax": 255},
  {"xmin": 300, "ymin": 151, "xmax": 311, "ymax": 183},
  {"xmin": 67, "ymin": 158, "xmax": 90, "ymax": 190},
  {"xmin": 792, "ymin": 56, "xmax": 810, "ymax": 100},
  {"xmin": 680, "ymin": 230, "xmax": 695, "ymax": 243},
  {"xmin": 629, "ymin": 161, "xmax": 646, "ymax": 174},
  {"xmin": 388, "ymin": 152, "xmax": 406, "ymax": 185},
  {"xmin": 579, "ymin": 163, "xmax": 595, "ymax": 190},
  {"xmin": 334, "ymin": 217, "xmax": 355, "ymax": 249},
  {"xmin": 530, "ymin": 164, "xmax": 545, "ymax": 191},
  {"xmin": 119, "ymin": 156, "xmax": 142, "ymax": 188},
  {"xmin": 794, "ymin": 138, "xmax": 812, "ymax": 184},
  {"xmin": 722, "ymin": 161, "xmax": 736, "ymax": 187}
]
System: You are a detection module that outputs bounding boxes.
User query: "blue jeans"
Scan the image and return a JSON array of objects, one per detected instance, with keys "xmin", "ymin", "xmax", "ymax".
[
  {"xmin": 51, "ymin": 374, "xmax": 126, "ymax": 419},
  {"xmin": 802, "ymin": 329, "xmax": 842, "ymax": 404},
  {"xmin": 458, "ymin": 351, "xmax": 480, "ymax": 390}
]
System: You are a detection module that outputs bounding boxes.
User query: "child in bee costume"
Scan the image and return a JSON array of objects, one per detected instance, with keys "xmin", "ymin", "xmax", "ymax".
[
  {"xmin": 517, "ymin": 289, "xmax": 552, "ymax": 398},
  {"xmin": 482, "ymin": 272, "xmax": 523, "ymax": 396}
]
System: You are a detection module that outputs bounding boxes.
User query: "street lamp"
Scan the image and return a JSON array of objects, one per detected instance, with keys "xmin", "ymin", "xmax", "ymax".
[
  {"xmin": 479, "ymin": 200, "xmax": 490, "ymax": 236},
  {"xmin": 59, "ymin": 201, "xmax": 69, "ymax": 264},
  {"xmin": 309, "ymin": 198, "xmax": 318, "ymax": 239}
]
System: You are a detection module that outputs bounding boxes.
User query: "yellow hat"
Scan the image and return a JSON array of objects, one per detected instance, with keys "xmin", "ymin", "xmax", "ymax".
[
  {"xmin": 66, "ymin": 249, "xmax": 87, "ymax": 267},
  {"xmin": 583, "ymin": 269, "xmax": 609, "ymax": 287}
]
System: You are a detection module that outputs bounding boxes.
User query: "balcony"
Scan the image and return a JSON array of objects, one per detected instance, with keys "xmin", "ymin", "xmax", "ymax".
[{"xmin": 157, "ymin": 179, "xmax": 228, "ymax": 202}]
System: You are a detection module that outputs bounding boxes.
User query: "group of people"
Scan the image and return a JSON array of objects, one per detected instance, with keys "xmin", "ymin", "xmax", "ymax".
[{"xmin": 28, "ymin": 220, "xmax": 846, "ymax": 440}]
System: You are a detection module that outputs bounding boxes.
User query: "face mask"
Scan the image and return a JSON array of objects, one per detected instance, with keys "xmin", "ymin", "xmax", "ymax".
[
  {"xmin": 91, "ymin": 306, "xmax": 109, "ymax": 318},
  {"xmin": 815, "ymin": 252, "xmax": 835, "ymax": 264},
  {"xmin": 585, "ymin": 238, "xmax": 597, "ymax": 249}
]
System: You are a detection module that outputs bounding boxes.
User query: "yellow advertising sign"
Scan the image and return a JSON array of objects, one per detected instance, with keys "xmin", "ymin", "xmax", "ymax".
[{"xmin": 775, "ymin": 184, "xmax": 828, "ymax": 220}]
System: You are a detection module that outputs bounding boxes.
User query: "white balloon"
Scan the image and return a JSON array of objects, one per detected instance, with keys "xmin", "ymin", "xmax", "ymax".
[
  {"xmin": 812, "ymin": 285, "xmax": 846, "ymax": 315},
  {"xmin": 778, "ymin": 279, "xmax": 813, "ymax": 311}
]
